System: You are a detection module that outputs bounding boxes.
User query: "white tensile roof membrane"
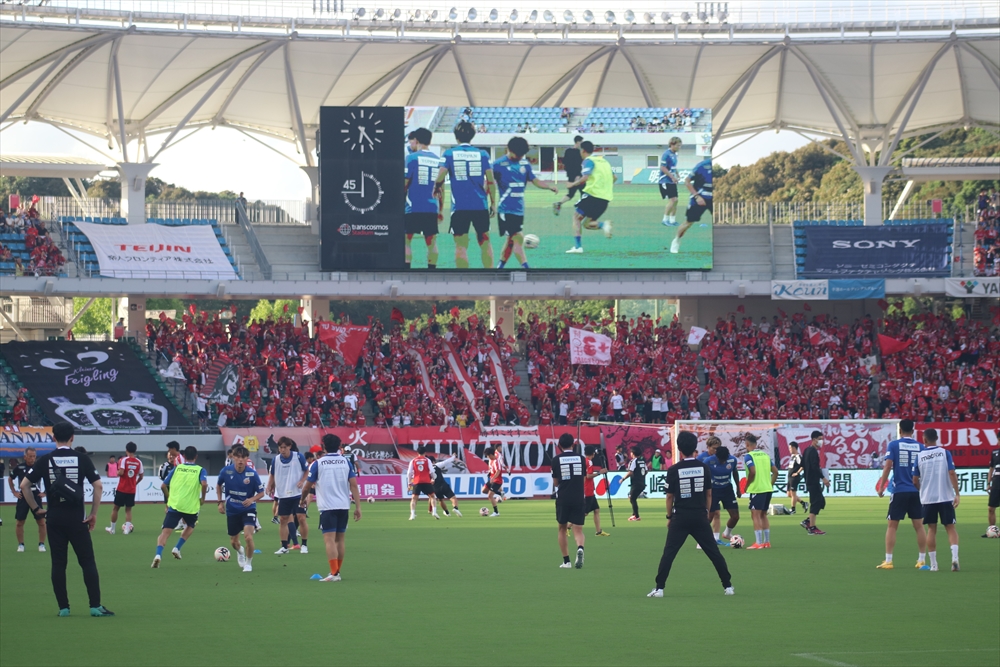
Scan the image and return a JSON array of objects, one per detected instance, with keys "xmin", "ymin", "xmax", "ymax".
[{"xmin": 1, "ymin": 12, "xmax": 998, "ymax": 161}]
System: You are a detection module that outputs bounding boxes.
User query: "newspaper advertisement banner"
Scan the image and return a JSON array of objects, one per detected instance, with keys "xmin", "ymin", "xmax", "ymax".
[
  {"xmin": 803, "ymin": 224, "xmax": 951, "ymax": 277},
  {"xmin": 945, "ymin": 277, "xmax": 1000, "ymax": 298},
  {"xmin": 355, "ymin": 474, "xmax": 406, "ymax": 500},
  {"xmin": 915, "ymin": 423, "xmax": 999, "ymax": 467},
  {"xmin": 74, "ymin": 220, "xmax": 237, "ymax": 279}
]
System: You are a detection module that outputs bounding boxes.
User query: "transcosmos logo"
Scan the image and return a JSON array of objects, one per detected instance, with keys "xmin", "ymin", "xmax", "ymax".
[{"xmin": 337, "ymin": 223, "xmax": 389, "ymax": 237}]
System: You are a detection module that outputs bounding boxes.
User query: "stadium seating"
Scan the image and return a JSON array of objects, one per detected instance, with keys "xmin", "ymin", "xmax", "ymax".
[
  {"xmin": 466, "ymin": 107, "xmax": 570, "ymax": 133},
  {"xmin": 582, "ymin": 107, "xmax": 705, "ymax": 132},
  {"xmin": 0, "ymin": 214, "xmax": 66, "ymax": 277},
  {"xmin": 973, "ymin": 190, "xmax": 998, "ymax": 277}
]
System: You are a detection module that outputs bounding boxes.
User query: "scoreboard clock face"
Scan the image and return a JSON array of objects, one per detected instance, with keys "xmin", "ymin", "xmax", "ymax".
[{"xmin": 319, "ymin": 106, "xmax": 404, "ymax": 271}]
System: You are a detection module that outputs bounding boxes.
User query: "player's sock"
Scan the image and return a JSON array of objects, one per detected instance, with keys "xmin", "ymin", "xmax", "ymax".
[
  {"xmin": 662, "ymin": 215, "xmax": 669, "ymax": 223},
  {"xmin": 238, "ymin": 546, "xmax": 245, "ymax": 556},
  {"xmin": 156, "ymin": 545, "xmax": 164, "ymax": 557},
  {"xmin": 301, "ymin": 539, "xmax": 307, "ymax": 547},
  {"xmin": 950, "ymin": 545, "xmax": 959, "ymax": 561},
  {"xmin": 754, "ymin": 530, "xmax": 763, "ymax": 544},
  {"xmin": 713, "ymin": 532, "xmax": 720, "ymax": 541},
  {"xmin": 329, "ymin": 559, "xmax": 338, "ymax": 575},
  {"xmin": 722, "ymin": 527, "xmax": 731, "ymax": 538},
  {"xmin": 174, "ymin": 538, "xmax": 186, "ymax": 551},
  {"xmin": 928, "ymin": 551, "xmax": 937, "ymax": 568},
  {"xmin": 885, "ymin": 553, "xmax": 893, "ymax": 563},
  {"xmin": 281, "ymin": 540, "xmax": 289, "ymax": 549},
  {"xmin": 670, "ymin": 215, "xmax": 676, "ymax": 224},
  {"xmin": 919, "ymin": 551, "xmax": 926, "ymax": 562},
  {"xmin": 574, "ymin": 235, "xmax": 582, "ymax": 248},
  {"xmin": 763, "ymin": 529, "xmax": 770, "ymax": 543},
  {"xmin": 563, "ymin": 555, "xmax": 570, "ymax": 564}
]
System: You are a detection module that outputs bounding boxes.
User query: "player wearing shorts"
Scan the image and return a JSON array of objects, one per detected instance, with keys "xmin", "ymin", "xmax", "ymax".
[
  {"xmin": 426, "ymin": 455, "xmax": 462, "ymax": 517},
  {"xmin": 552, "ymin": 434, "xmax": 586, "ymax": 568},
  {"xmin": 743, "ymin": 435, "xmax": 778, "ymax": 549},
  {"xmin": 106, "ymin": 442, "xmax": 143, "ymax": 534},
  {"xmin": 301, "ymin": 434, "xmax": 361, "ymax": 582},
  {"xmin": 404, "ymin": 128, "xmax": 444, "ymax": 269},
  {"xmin": 565, "ymin": 141, "xmax": 615, "ymax": 254},
  {"xmin": 876, "ymin": 419, "xmax": 927, "ymax": 569},
  {"xmin": 493, "ymin": 136, "xmax": 558, "ymax": 269},
  {"xmin": 659, "ymin": 137, "xmax": 682, "ymax": 226},
  {"xmin": 705, "ymin": 443, "xmax": 741, "ymax": 545},
  {"xmin": 913, "ymin": 429, "xmax": 960, "ymax": 572},
  {"xmin": 9, "ymin": 448, "xmax": 46, "ymax": 552},
  {"xmin": 152, "ymin": 446, "xmax": 207, "ymax": 568},
  {"xmin": 984, "ymin": 442, "xmax": 999, "ymax": 537},
  {"xmin": 584, "ymin": 446, "xmax": 610, "ymax": 536},
  {"xmin": 483, "ymin": 447, "xmax": 506, "ymax": 516},
  {"xmin": 216, "ymin": 445, "xmax": 264, "ymax": 573},
  {"xmin": 553, "ymin": 136, "xmax": 584, "ymax": 215},
  {"xmin": 670, "ymin": 157, "xmax": 713, "ymax": 254},
  {"xmin": 266, "ymin": 437, "xmax": 310, "ymax": 555},
  {"xmin": 622, "ymin": 446, "xmax": 648, "ymax": 521},
  {"xmin": 435, "ymin": 121, "xmax": 496, "ymax": 269},
  {"xmin": 407, "ymin": 445, "xmax": 439, "ymax": 520}
]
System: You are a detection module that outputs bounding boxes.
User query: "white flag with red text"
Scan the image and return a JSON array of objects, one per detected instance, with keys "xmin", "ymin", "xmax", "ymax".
[
  {"xmin": 569, "ymin": 327, "xmax": 612, "ymax": 366},
  {"xmin": 687, "ymin": 326, "xmax": 708, "ymax": 346}
]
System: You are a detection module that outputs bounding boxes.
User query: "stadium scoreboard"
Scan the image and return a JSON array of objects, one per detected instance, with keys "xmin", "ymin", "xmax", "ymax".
[{"xmin": 319, "ymin": 106, "xmax": 406, "ymax": 271}]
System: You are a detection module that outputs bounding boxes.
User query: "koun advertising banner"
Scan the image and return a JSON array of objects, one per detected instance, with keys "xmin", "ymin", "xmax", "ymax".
[
  {"xmin": 74, "ymin": 220, "xmax": 237, "ymax": 279},
  {"xmin": 802, "ymin": 224, "xmax": 951, "ymax": 277},
  {"xmin": 771, "ymin": 279, "xmax": 886, "ymax": 300},
  {"xmin": 0, "ymin": 342, "xmax": 190, "ymax": 434}
]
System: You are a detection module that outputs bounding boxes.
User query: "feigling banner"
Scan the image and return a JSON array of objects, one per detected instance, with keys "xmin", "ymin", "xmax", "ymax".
[
  {"xmin": 803, "ymin": 224, "xmax": 951, "ymax": 277},
  {"xmin": 75, "ymin": 220, "xmax": 237, "ymax": 279}
]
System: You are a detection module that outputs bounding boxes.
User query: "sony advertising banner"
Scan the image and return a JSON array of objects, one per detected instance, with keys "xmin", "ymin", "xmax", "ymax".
[{"xmin": 802, "ymin": 224, "xmax": 951, "ymax": 278}]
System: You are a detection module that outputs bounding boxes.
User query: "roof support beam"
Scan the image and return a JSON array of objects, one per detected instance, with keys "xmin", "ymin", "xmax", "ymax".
[
  {"xmin": 617, "ymin": 46, "xmax": 656, "ymax": 108},
  {"xmin": 685, "ymin": 43, "xmax": 704, "ymax": 108},
  {"xmin": 554, "ymin": 48, "xmax": 615, "ymax": 108},
  {"xmin": 879, "ymin": 42, "xmax": 951, "ymax": 167},
  {"xmin": 378, "ymin": 44, "xmax": 448, "ymax": 106},
  {"xmin": 953, "ymin": 45, "xmax": 971, "ymax": 124},
  {"xmin": 111, "ymin": 46, "xmax": 129, "ymax": 162},
  {"xmin": 713, "ymin": 47, "xmax": 783, "ymax": 148},
  {"xmin": 283, "ymin": 43, "xmax": 312, "ymax": 167},
  {"xmin": 592, "ymin": 48, "xmax": 616, "ymax": 107},
  {"xmin": 532, "ymin": 46, "xmax": 613, "ymax": 107},
  {"xmin": 957, "ymin": 42, "xmax": 1000, "ymax": 90},
  {"xmin": 0, "ymin": 52, "xmax": 67, "ymax": 124},
  {"xmin": 451, "ymin": 45, "xmax": 476, "ymax": 107},
  {"xmin": 347, "ymin": 45, "xmax": 441, "ymax": 106},
  {"xmin": 407, "ymin": 46, "xmax": 450, "ymax": 105},
  {"xmin": 0, "ymin": 32, "xmax": 115, "ymax": 89},
  {"xmin": 212, "ymin": 42, "xmax": 283, "ymax": 125},
  {"xmin": 773, "ymin": 45, "xmax": 787, "ymax": 128},
  {"xmin": 23, "ymin": 42, "xmax": 106, "ymax": 120},
  {"xmin": 504, "ymin": 46, "xmax": 533, "ymax": 106}
]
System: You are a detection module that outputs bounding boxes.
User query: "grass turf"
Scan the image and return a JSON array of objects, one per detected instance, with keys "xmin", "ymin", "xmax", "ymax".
[
  {"xmin": 1, "ymin": 498, "xmax": 997, "ymax": 667},
  {"xmin": 407, "ymin": 183, "xmax": 713, "ymax": 270}
]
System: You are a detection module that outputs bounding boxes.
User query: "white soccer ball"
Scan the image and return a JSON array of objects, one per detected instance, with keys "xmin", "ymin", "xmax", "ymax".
[
  {"xmin": 479, "ymin": 507, "xmax": 490, "ymax": 517},
  {"xmin": 122, "ymin": 522, "xmax": 134, "ymax": 535},
  {"xmin": 729, "ymin": 535, "xmax": 744, "ymax": 549},
  {"xmin": 214, "ymin": 547, "xmax": 231, "ymax": 562},
  {"xmin": 522, "ymin": 233, "xmax": 540, "ymax": 249},
  {"xmin": 987, "ymin": 525, "xmax": 1000, "ymax": 538},
  {"xmin": 367, "ymin": 497, "xmax": 375, "ymax": 503}
]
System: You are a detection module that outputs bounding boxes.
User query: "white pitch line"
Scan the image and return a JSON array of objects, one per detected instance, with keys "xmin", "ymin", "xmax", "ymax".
[
  {"xmin": 793, "ymin": 654, "xmax": 856, "ymax": 667},
  {"xmin": 794, "ymin": 647, "xmax": 997, "ymax": 667}
]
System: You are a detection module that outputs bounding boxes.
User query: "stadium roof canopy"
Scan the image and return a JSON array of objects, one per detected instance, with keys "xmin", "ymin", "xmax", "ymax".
[{"xmin": 1, "ymin": 2, "xmax": 998, "ymax": 170}]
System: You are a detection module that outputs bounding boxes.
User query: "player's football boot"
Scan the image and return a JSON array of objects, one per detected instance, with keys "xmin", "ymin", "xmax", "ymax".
[
  {"xmin": 914, "ymin": 560, "xmax": 925, "ymax": 569},
  {"xmin": 647, "ymin": 589, "xmax": 664, "ymax": 598},
  {"xmin": 90, "ymin": 606, "xmax": 115, "ymax": 617},
  {"xmin": 151, "ymin": 555, "xmax": 161, "ymax": 568},
  {"xmin": 565, "ymin": 246, "xmax": 584, "ymax": 254},
  {"xmin": 876, "ymin": 561, "xmax": 894, "ymax": 569},
  {"xmin": 951, "ymin": 561, "xmax": 960, "ymax": 572},
  {"xmin": 16, "ymin": 544, "xmax": 24, "ymax": 552},
  {"xmin": 929, "ymin": 565, "xmax": 939, "ymax": 571},
  {"xmin": 300, "ymin": 545, "xmax": 309, "ymax": 553},
  {"xmin": 320, "ymin": 573, "xmax": 342, "ymax": 582},
  {"xmin": 808, "ymin": 527, "xmax": 826, "ymax": 535},
  {"xmin": 274, "ymin": 547, "xmax": 290, "ymax": 555},
  {"xmin": 38, "ymin": 544, "xmax": 46, "ymax": 552},
  {"xmin": 603, "ymin": 221, "xmax": 613, "ymax": 239},
  {"xmin": 763, "ymin": 542, "xmax": 771, "ymax": 548},
  {"xmin": 745, "ymin": 543, "xmax": 765, "ymax": 550},
  {"xmin": 105, "ymin": 526, "xmax": 115, "ymax": 535},
  {"xmin": 452, "ymin": 509, "xmax": 462, "ymax": 516},
  {"xmin": 800, "ymin": 519, "xmax": 810, "ymax": 530},
  {"xmin": 669, "ymin": 238, "xmax": 681, "ymax": 254},
  {"xmin": 171, "ymin": 547, "xmax": 182, "ymax": 559},
  {"xmin": 575, "ymin": 548, "xmax": 584, "ymax": 569},
  {"xmin": 596, "ymin": 531, "xmax": 610, "ymax": 537},
  {"xmin": 558, "ymin": 562, "xmax": 573, "ymax": 568},
  {"xmin": 237, "ymin": 552, "xmax": 246, "ymax": 568},
  {"xmin": 716, "ymin": 539, "xmax": 730, "ymax": 546},
  {"xmin": 243, "ymin": 562, "xmax": 253, "ymax": 573},
  {"xmin": 724, "ymin": 587, "xmax": 735, "ymax": 596},
  {"xmin": 552, "ymin": 202, "xmax": 561, "ymax": 216},
  {"xmin": 58, "ymin": 608, "xmax": 70, "ymax": 617},
  {"xmin": 489, "ymin": 512, "xmax": 499, "ymax": 517}
]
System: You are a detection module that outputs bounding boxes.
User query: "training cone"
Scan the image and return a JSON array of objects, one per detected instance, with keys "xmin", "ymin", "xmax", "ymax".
[
  {"xmin": 254, "ymin": 549, "xmax": 262, "ymax": 554},
  {"xmin": 310, "ymin": 574, "xmax": 322, "ymax": 580}
]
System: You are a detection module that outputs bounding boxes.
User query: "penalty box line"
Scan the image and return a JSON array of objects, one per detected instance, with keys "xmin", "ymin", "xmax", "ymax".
[{"xmin": 794, "ymin": 648, "xmax": 998, "ymax": 667}]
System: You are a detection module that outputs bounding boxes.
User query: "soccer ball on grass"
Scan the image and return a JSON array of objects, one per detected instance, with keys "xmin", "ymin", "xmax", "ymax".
[
  {"xmin": 522, "ymin": 234, "xmax": 540, "ymax": 249},
  {"xmin": 214, "ymin": 547, "xmax": 231, "ymax": 562},
  {"xmin": 729, "ymin": 535, "xmax": 744, "ymax": 549},
  {"xmin": 367, "ymin": 497, "xmax": 375, "ymax": 503},
  {"xmin": 479, "ymin": 507, "xmax": 490, "ymax": 517},
  {"xmin": 987, "ymin": 525, "xmax": 1000, "ymax": 538},
  {"xmin": 122, "ymin": 522, "xmax": 134, "ymax": 535}
]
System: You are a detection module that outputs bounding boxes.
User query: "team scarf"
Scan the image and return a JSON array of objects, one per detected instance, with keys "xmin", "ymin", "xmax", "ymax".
[
  {"xmin": 485, "ymin": 338, "xmax": 510, "ymax": 401},
  {"xmin": 443, "ymin": 339, "xmax": 482, "ymax": 424}
]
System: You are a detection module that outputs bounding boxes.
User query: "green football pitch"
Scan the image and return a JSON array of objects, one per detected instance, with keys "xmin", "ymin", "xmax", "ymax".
[
  {"xmin": 407, "ymin": 183, "xmax": 714, "ymax": 270},
  {"xmin": 1, "ymin": 498, "xmax": 997, "ymax": 667}
]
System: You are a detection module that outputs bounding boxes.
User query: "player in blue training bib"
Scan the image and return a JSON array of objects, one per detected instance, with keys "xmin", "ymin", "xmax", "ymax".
[
  {"xmin": 493, "ymin": 136, "xmax": 558, "ymax": 270},
  {"xmin": 215, "ymin": 444, "xmax": 265, "ymax": 572},
  {"xmin": 699, "ymin": 437, "xmax": 742, "ymax": 545},
  {"xmin": 435, "ymin": 121, "xmax": 496, "ymax": 269},
  {"xmin": 404, "ymin": 127, "xmax": 444, "ymax": 269},
  {"xmin": 659, "ymin": 137, "xmax": 682, "ymax": 226},
  {"xmin": 670, "ymin": 158, "xmax": 713, "ymax": 255},
  {"xmin": 876, "ymin": 419, "xmax": 928, "ymax": 570}
]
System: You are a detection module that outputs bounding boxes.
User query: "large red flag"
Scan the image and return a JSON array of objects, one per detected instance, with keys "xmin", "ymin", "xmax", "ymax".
[
  {"xmin": 316, "ymin": 322, "xmax": 371, "ymax": 366},
  {"xmin": 390, "ymin": 307, "xmax": 405, "ymax": 323},
  {"xmin": 878, "ymin": 334, "xmax": 913, "ymax": 356}
]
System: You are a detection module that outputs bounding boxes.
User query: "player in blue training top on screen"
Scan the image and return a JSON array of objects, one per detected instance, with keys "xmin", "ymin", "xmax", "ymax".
[
  {"xmin": 670, "ymin": 158, "xmax": 712, "ymax": 255},
  {"xmin": 216, "ymin": 444, "xmax": 265, "ymax": 573},
  {"xmin": 435, "ymin": 121, "xmax": 496, "ymax": 269},
  {"xmin": 493, "ymin": 136, "xmax": 558, "ymax": 270},
  {"xmin": 876, "ymin": 419, "xmax": 928, "ymax": 570},
  {"xmin": 404, "ymin": 128, "xmax": 444, "ymax": 269},
  {"xmin": 659, "ymin": 137, "xmax": 682, "ymax": 226}
]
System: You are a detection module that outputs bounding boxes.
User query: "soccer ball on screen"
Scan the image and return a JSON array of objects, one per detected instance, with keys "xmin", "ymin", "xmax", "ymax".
[
  {"xmin": 522, "ymin": 234, "xmax": 540, "ymax": 249},
  {"xmin": 729, "ymin": 535, "xmax": 744, "ymax": 549},
  {"xmin": 122, "ymin": 522, "xmax": 134, "ymax": 535},
  {"xmin": 479, "ymin": 507, "xmax": 490, "ymax": 517},
  {"xmin": 367, "ymin": 497, "xmax": 375, "ymax": 503},
  {"xmin": 987, "ymin": 525, "xmax": 1000, "ymax": 538},
  {"xmin": 214, "ymin": 547, "xmax": 231, "ymax": 562}
]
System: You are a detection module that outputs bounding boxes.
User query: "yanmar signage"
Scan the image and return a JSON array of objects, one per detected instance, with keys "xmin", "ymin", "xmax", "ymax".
[
  {"xmin": 802, "ymin": 224, "xmax": 951, "ymax": 278},
  {"xmin": 945, "ymin": 277, "xmax": 1000, "ymax": 298}
]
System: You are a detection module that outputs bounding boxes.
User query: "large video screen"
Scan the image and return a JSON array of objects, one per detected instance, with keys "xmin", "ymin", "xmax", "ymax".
[{"xmin": 320, "ymin": 106, "xmax": 712, "ymax": 271}]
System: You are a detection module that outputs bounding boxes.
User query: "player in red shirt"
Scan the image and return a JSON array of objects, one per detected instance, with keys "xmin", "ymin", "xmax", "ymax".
[
  {"xmin": 106, "ymin": 441, "xmax": 144, "ymax": 534},
  {"xmin": 584, "ymin": 446, "xmax": 611, "ymax": 536},
  {"xmin": 483, "ymin": 447, "xmax": 506, "ymax": 516},
  {"xmin": 407, "ymin": 445, "xmax": 439, "ymax": 520}
]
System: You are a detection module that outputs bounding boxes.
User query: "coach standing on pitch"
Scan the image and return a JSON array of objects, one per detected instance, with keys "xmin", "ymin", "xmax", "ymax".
[
  {"xmin": 20, "ymin": 422, "xmax": 114, "ymax": 617},
  {"xmin": 552, "ymin": 434, "xmax": 587, "ymax": 569},
  {"xmin": 647, "ymin": 431, "xmax": 733, "ymax": 598}
]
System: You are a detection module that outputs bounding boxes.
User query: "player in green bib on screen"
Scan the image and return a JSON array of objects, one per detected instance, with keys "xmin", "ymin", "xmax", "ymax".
[
  {"xmin": 743, "ymin": 435, "xmax": 778, "ymax": 549},
  {"xmin": 152, "ymin": 445, "xmax": 207, "ymax": 568}
]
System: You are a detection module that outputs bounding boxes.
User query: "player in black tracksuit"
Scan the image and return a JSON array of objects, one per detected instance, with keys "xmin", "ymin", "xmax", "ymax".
[
  {"xmin": 622, "ymin": 446, "xmax": 648, "ymax": 520},
  {"xmin": 648, "ymin": 431, "xmax": 733, "ymax": 598},
  {"xmin": 426, "ymin": 456, "xmax": 462, "ymax": 517}
]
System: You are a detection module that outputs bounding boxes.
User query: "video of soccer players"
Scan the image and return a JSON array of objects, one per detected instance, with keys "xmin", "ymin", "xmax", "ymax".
[{"xmin": 403, "ymin": 106, "xmax": 713, "ymax": 270}]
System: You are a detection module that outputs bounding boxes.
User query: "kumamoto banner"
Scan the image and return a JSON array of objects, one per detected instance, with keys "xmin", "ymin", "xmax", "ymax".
[
  {"xmin": 74, "ymin": 220, "xmax": 237, "ymax": 279},
  {"xmin": 0, "ymin": 342, "xmax": 189, "ymax": 434},
  {"xmin": 802, "ymin": 224, "xmax": 951, "ymax": 277},
  {"xmin": 944, "ymin": 277, "xmax": 1000, "ymax": 298}
]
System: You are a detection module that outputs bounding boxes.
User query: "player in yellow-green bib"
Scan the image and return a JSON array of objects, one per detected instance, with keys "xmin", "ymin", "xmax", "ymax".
[
  {"xmin": 152, "ymin": 445, "xmax": 207, "ymax": 568},
  {"xmin": 743, "ymin": 434, "xmax": 778, "ymax": 549},
  {"xmin": 564, "ymin": 141, "xmax": 616, "ymax": 254}
]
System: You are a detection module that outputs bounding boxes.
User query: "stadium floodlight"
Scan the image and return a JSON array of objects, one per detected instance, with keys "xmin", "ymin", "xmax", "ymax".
[
  {"xmin": 717, "ymin": 10, "xmax": 727, "ymax": 22},
  {"xmin": 623, "ymin": 9, "xmax": 635, "ymax": 23},
  {"xmin": 509, "ymin": 9, "xmax": 518, "ymax": 21},
  {"xmin": 528, "ymin": 9, "xmax": 538, "ymax": 21},
  {"xmin": 543, "ymin": 10, "xmax": 555, "ymax": 22},
  {"xmin": 391, "ymin": 8, "xmax": 401, "ymax": 19},
  {"xmin": 661, "ymin": 11, "xmax": 671, "ymax": 21},
  {"xmin": 448, "ymin": 7, "xmax": 458, "ymax": 20},
  {"xmin": 467, "ymin": 8, "xmax": 477, "ymax": 20},
  {"xmin": 354, "ymin": 7, "xmax": 365, "ymax": 18},
  {"xmin": 582, "ymin": 9, "xmax": 594, "ymax": 22},
  {"xmin": 375, "ymin": 8, "xmax": 384, "ymax": 18},
  {"xmin": 489, "ymin": 8, "xmax": 498, "ymax": 21},
  {"xmin": 429, "ymin": 9, "xmax": 438, "ymax": 19},
  {"xmin": 697, "ymin": 10, "xmax": 707, "ymax": 21},
  {"xmin": 680, "ymin": 11, "xmax": 691, "ymax": 22},
  {"xmin": 412, "ymin": 8, "xmax": 421, "ymax": 19},
  {"xmin": 643, "ymin": 12, "xmax": 654, "ymax": 23},
  {"xmin": 563, "ymin": 10, "xmax": 574, "ymax": 22},
  {"xmin": 604, "ymin": 10, "xmax": 615, "ymax": 23}
]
